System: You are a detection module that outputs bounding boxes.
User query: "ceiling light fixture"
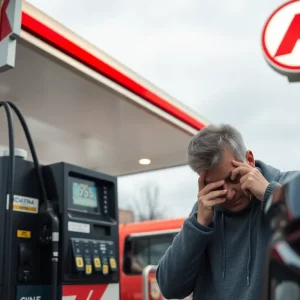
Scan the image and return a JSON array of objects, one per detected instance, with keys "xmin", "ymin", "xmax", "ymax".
[{"xmin": 139, "ymin": 158, "xmax": 151, "ymax": 165}]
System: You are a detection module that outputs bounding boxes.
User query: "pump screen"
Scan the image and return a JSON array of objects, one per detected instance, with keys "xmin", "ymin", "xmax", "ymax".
[{"xmin": 72, "ymin": 182, "xmax": 98, "ymax": 209}]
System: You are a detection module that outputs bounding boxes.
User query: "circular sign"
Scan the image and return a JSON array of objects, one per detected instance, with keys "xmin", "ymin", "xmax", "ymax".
[{"xmin": 262, "ymin": 0, "xmax": 300, "ymax": 76}]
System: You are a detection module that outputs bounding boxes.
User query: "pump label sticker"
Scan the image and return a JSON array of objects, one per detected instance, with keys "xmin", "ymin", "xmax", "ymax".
[
  {"xmin": 17, "ymin": 230, "xmax": 31, "ymax": 239},
  {"xmin": 13, "ymin": 195, "xmax": 39, "ymax": 214},
  {"xmin": 68, "ymin": 221, "xmax": 90, "ymax": 234}
]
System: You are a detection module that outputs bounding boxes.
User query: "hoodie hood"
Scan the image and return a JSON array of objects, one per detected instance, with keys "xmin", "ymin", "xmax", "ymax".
[{"xmin": 255, "ymin": 159, "xmax": 281, "ymax": 183}]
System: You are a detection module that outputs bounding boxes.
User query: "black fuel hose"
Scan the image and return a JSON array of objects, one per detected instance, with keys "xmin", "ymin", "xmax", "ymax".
[
  {"xmin": 6, "ymin": 101, "xmax": 59, "ymax": 300},
  {"xmin": 0, "ymin": 101, "xmax": 15, "ymax": 300}
]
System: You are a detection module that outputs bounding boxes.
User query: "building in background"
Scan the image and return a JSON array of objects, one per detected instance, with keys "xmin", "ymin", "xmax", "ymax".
[{"xmin": 119, "ymin": 209, "xmax": 135, "ymax": 224}]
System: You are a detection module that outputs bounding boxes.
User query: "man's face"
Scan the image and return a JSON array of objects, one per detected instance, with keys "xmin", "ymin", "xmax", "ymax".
[{"xmin": 203, "ymin": 149, "xmax": 254, "ymax": 212}]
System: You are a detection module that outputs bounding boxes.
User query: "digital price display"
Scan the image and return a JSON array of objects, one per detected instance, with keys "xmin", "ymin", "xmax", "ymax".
[{"xmin": 72, "ymin": 181, "xmax": 100, "ymax": 214}]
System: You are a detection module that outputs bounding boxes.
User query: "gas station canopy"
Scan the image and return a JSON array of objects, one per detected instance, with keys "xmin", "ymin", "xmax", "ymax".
[{"xmin": 0, "ymin": 1, "xmax": 209, "ymax": 176}]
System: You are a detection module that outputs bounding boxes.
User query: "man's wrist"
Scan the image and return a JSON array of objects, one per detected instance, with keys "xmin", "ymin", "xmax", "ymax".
[
  {"xmin": 190, "ymin": 212, "xmax": 215, "ymax": 232},
  {"xmin": 197, "ymin": 216, "xmax": 212, "ymax": 227}
]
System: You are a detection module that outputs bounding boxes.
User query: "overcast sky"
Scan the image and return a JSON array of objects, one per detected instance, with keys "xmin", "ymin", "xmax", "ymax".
[{"xmin": 28, "ymin": 0, "xmax": 300, "ymax": 219}]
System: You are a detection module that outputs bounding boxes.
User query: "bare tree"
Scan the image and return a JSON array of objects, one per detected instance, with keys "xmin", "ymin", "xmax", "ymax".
[{"xmin": 128, "ymin": 181, "xmax": 167, "ymax": 222}]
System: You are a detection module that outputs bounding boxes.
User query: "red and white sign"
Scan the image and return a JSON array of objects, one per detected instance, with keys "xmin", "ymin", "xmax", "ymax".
[
  {"xmin": 262, "ymin": 0, "xmax": 300, "ymax": 82},
  {"xmin": 0, "ymin": 0, "xmax": 12, "ymax": 41},
  {"xmin": 62, "ymin": 283, "xmax": 119, "ymax": 300},
  {"xmin": 0, "ymin": 0, "xmax": 22, "ymax": 72}
]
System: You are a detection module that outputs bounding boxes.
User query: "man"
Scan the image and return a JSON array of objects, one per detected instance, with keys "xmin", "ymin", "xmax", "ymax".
[{"xmin": 156, "ymin": 124, "xmax": 299, "ymax": 300}]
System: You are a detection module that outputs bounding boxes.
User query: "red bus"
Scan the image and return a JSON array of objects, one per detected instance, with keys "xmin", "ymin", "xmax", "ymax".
[{"xmin": 119, "ymin": 218, "xmax": 191, "ymax": 300}]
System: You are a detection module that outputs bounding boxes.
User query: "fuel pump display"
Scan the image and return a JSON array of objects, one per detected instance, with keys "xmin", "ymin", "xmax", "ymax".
[
  {"xmin": 72, "ymin": 182, "xmax": 99, "ymax": 210},
  {"xmin": 0, "ymin": 101, "xmax": 120, "ymax": 300}
]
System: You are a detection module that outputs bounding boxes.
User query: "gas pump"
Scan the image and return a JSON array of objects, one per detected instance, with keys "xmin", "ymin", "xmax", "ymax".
[
  {"xmin": 0, "ymin": 101, "xmax": 120, "ymax": 300},
  {"xmin": 44, "ymin": 162, "xmax": 120, "ymax": 299}
]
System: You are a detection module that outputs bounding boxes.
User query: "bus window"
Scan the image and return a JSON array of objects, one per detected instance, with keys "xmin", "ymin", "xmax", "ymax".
[
  {"xmin": 123, "ymin": 233, "xmax": 177, "ymax": 275},
  {"xmin": 148, "ymin": 235, "xmax": 175, "ymax": 266},
  {"xmin": 124, "ymin": 237, "xmax": 149, "ymax": 274}
]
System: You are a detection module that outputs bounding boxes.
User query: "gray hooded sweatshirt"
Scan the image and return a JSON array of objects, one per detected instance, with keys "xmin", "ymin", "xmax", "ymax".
[{"xmin": 156, "ymin": 160, "xmax": 299, "ymax": 300}]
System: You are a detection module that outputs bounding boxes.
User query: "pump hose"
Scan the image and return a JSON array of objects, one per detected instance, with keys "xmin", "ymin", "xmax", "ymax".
[
  {"xmin": 1, "ymin": 101, "xmax": 60, "ymax": 300},
  {"xmin": 0, "ymin": 102, "xmax": 15, "ymax": 300}
]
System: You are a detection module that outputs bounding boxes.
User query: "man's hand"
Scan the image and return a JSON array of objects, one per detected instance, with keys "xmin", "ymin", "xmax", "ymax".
[
  {"xmin": 231, "ymin": 160, "xmax": 269, "ymax": 201},
  {"xmin": 197, "ymin": 171, "xmax": 226, "ymax": 226}
]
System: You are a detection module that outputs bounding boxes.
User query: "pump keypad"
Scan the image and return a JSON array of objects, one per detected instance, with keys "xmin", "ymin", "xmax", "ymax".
[
  {"xmin": 71, "ymin": 238, "xmax": 117, "ymax": 276},
  {"xmin": 108, "ymin": 244, "xmax": 118, "ymax": 272},
  {"xmin": 72, "ymin": 240, "xmax": 85, "ymax": 272},
  {"xmin": 110, "ymin": 258, "xmax": 117, "ymax": 270},
  {"xmin": 92, "ymin": 242, "xmax": 102, "ymax": 271},
  {"xmin": 83, "ymin": 242, "xmax": 93, "ymax": 275},
  {"xmin": 76, "ymin": 257, "xmax": 84, "ymax": 268},
  {"xmin": 94, "ymin": 257, "xmax": 101, "ymax": 269},
  {"xmin": 100, "ymin": 243, "xmax": 109, "ymax": 275},
  {"xmin": 102, "ymin": 264, "xmax": 109, "ymax": 275},
  {"xmin": 85, "ymin": 264, "xmax": 92, "ymax": 275}
]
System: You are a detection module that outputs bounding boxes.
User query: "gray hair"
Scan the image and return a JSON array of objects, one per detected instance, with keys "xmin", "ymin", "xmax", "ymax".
[{"xmin": 187, "ymin": 124, "xmax": 247, "ymax": 173}]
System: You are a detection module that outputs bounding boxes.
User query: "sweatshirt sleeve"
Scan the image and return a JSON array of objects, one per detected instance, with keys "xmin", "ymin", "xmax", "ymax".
[
  {"xmin": 263, "ymin": 171, "xmax": 300, "ymax": 214},
  {"xmin": 156, "ymin": 202, "xmax": 216, "ymax": 299}
]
